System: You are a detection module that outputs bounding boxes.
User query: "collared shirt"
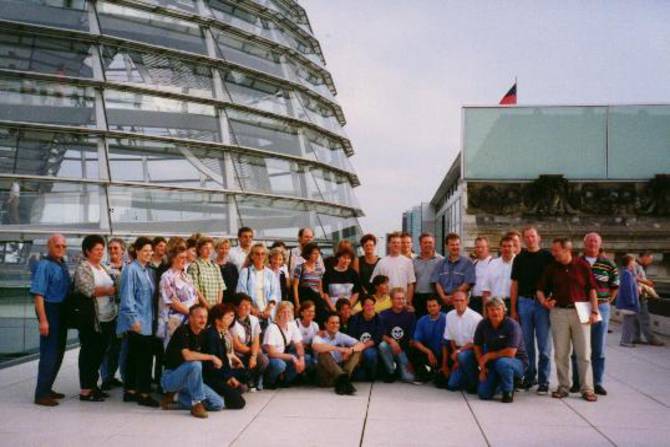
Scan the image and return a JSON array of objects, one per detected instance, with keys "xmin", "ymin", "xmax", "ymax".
[
  {"xmin": 313, "ymin": 331, "xmax": 358, "ymax": 363},
  {"xmin": 237, "ymin": 265, "xmax": 281, "ymax": 318},
  {"xmin": 482, "ymin": 256, "xmax": 515, "ymax": 298},
  {"xmin": 231, "ymin": 314, "xmax": 262, "ymax": 349},
  {"xmin": 118, "ymin": 260, "xmax": 155, "ymax": 336},
  {"xmin": 158, "ymin": 268, "xmax": 198, "ymax": 344},
  {"xmin": 413, "ymin": 253, "xmax": 444, "ymax": 294},
  {"xmin": 370, "ymin": 255, "xmax": 416, "ymax": 290},
  {"xmin": 474, "ymin": 317, "xmax": 528, "ymax": 368},
  {"xmin": 472, "ymin": 256, "xmax": 492, "ymax": 297},
  {"xmin": 537, "ymin": 257, "xmax": 598, "ymax": 307},
  {"xmin": 413, "ymin": 312, "xmax": 447, "ymax": 355},
  {"xmin": 188, "ymin": 258, "xmax": 225, "ymax": 307},
  {"xmin": 444, "ymin": 308, "xmax": 483, "ymax": 347},
  {"xmin": 582, "ymin": 255, "xmax": 619, "ymax": 301},
  {"xmin": 30, "ymin": 256, "xmax": 71, "ymax": 303},
  {"xmin": 229, "ymin": 245, "xmax": 250, "ymax": 272},
  {"xmin": 430, "ymin": 255, "xmax": 476, "ymax": 294}
]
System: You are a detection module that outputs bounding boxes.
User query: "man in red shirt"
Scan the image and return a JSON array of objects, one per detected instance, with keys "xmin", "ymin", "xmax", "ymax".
[{"xmin": 537, "ymin": 238, "xmax": 600, "ymax": 402}]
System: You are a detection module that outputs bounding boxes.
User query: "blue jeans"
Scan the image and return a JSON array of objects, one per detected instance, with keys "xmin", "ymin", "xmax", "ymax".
[
  {"xmin": 478, "ymin": 357, "xmax": 526, "ymax": 399},
  {"xmin": 161, "ymin": 362, "xmax": 224, "ymax": 411},
  {"xmin": 378, "ymin": 341, "xmax": 415, "ymax": 382},
  {"xmin": 518, "ymin": 296, "xmax": 552, "ymax": 386},
  {"xmin": 447, "ymin": 350, "xmax": 478, "ymax": 392},
  {"xmin": 572, "ymin": 301, "xmax": 610, "ymax": 387},
  {"xmin": 35, "ymin": 302, "xmax": 68, "ymax": 399},
  {"xmin": 353, "ymin": 347, "xmax": 379, "ymax": 381},
  {"xmin": 264, "ymin": 349, "xmax": 313, "ymax": 387}
]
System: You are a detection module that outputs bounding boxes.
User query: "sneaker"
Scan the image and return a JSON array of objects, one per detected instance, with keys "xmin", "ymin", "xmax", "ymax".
[
  {"xmin": 137, "ymin": 394, "xmax": 159, "ymax": 408},
  {"xmin": 34, "ymin": 396, "xmax": 59, "ymax": 407},
  {"xmin": 536, "ymin": 384, "xmax": 549, "ymax": 395},
  {"xmin": 594, "ymin": 385, "xmax": 607, "ymax": 396},
  {"xmin": 191, "ymin": 402, "xmax": 208, "ymax": 418},
  {"xmin": 569, "ymin": 384, "xmax": 580, "ymax": 393},
  {"xmin": 501, "ymin": 391, "xmax": 514, "ymax": 403}
]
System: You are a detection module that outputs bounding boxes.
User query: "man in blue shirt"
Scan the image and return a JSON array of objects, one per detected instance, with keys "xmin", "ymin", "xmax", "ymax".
[
  {"xmin": 410, "ymin": 296, "xmax": 447, "ymax": 384},
  {"xmin": 431, "ymin": 233, "xmax": 476, "ymax": 308},
  {"xmin": 31, "ymin": 234, "xmax": 71, "ymax": 406}
]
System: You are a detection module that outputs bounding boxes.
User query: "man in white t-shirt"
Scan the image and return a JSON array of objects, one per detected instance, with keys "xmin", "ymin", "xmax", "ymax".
[
  {"xmin": 442, "ymin": 291, "xmax": 483, "ymax": 392},
  {"xmin": 470, "ymin": 236, "xmax": 493, "ymax": 315},
  {"xmin": 229, "ymin": 227, "xmax": 254, "ymax": 272},
  {"xmin": 482, "ymin": 235, "xmax": 516, "ymax": 313},
  {"xmin": 370, "ymin": 232, "xmax": 415, "ymax": 304},
  {"xmin": 288, "ymin": 227, "xmax": 325, "ymax": 280}
]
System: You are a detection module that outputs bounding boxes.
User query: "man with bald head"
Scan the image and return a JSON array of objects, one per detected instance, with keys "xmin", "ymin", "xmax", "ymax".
[
  {"xmin": 571, "ymin": 232, "xmax": 619, "ymax": 396},
  {"xmin": 31, "ymin": 234, "xmax": 71, "ymax": 406}
]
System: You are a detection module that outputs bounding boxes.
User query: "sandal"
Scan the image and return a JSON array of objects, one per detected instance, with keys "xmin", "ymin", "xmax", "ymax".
[
  {"xmin": 582, "ymin": 392, "xmax": 598, "ymax": 402},
  {"xmin": 551, "ymin": 389, "xmax": 569, "ymax": 399}
]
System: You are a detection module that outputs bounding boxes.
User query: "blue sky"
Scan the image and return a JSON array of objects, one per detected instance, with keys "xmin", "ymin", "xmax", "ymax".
[{"xmin": 302, "ymin": 0, "xmax": 670, "ymax": 238}]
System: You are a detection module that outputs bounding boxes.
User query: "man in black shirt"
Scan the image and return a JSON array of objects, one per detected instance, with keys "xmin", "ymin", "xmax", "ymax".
[
  {"xmin": 510, "ymin": 226, "xmax": 554, "ymax": 394},
  {"xmin": 160, "ymin": 304, "xmax": 224, "ymax": 418}
]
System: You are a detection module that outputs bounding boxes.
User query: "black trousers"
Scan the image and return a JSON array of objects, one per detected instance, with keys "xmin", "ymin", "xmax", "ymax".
[
  {"xmin": 78, "ymin": 321, "xmax": 114, "ymax": 390},
  {"xmin": 409, "ymin": 347, "xmax": 448, "ymax": 387},
  {"xmin": 204, "ymin": 374, "xmax": 246, "ymax": 409},
  {"xmin": 126, "ymin": 332, "xmax": 154, "ymax": 394}
]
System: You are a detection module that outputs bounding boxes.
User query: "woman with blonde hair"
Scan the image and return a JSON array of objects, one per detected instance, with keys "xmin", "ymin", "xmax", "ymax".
[{"xmin": 236, "ymin": 243, "xmax": 281, "ymax": 324}]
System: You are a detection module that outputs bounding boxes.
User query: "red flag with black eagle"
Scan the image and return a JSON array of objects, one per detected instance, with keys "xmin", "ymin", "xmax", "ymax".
[{"xmin": 499, "ymin": 82, "xmax": 517, "ymax": 105}]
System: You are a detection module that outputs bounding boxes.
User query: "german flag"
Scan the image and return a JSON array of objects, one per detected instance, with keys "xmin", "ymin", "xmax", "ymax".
[{"xmin": 499, "ymin": 83, "xmax": 517, "ymax": 105}]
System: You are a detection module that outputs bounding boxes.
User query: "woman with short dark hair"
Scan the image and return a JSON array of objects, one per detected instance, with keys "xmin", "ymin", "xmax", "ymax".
[
  {"xmin": 118, "ymin": 236, "xmax": 159, "ymax": 407},
  {"xmin": 74, "ymin": 235, "xmax": 117, "ymax": 401},
  {"xmin": 292, "ymin": 242, "xmax": 327, "ymax": 325}
]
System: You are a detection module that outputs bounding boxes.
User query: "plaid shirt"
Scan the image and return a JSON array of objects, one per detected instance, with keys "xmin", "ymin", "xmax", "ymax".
[{"xmin": 187, "ymin": 258, "xmax": 225, "ymax": 306}]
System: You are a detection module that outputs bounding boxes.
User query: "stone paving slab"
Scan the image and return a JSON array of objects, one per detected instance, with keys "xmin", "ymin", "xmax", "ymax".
[{"xmin": 0, "ymin": 323, "xmax": 668, "ymax": 447}]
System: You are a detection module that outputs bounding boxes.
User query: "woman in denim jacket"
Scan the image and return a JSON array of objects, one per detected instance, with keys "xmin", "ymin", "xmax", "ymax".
[{"xmin": 236, "ymin": 243, "xmax": 281, "ymax": 325}]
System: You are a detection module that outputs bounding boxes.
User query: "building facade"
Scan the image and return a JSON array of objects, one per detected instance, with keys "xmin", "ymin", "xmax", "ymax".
[
  {"xmin": 0, "ymin": 0, "xmax": 362, "ymax": 360},
  {"xmin": 401, "ymin": 202, "xmax": 434, "ymax": 250}
]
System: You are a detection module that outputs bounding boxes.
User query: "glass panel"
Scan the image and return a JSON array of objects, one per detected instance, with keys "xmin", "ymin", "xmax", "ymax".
[
  {"xmin": 463, "ymin": 107, "xmax": 607, "ymax": 180},
  {"xmin": 310, "ymin": 168, "xmax": 359, "ymax": 208},
  {"xmin": 143, "ymin": 0, "xmax": 198, "ymax": 14},
  {"xmin": 227, "ymin": 109, "xmax": 301, "ymax": 157},
  {"xmin": 295, "ymin": 92, "xmax": 342, "ymax": 134},
  {"xmin": 212, "ymin": 29, "xmax": 284, "ymax": 78},
  {"xmin": 108, "ymin": 185, "xmax": 229, "ymax": 234},
  {"xmin": 107, "ymin": 137, "xmax": 232, "ymax": 189},
  {"xmin": 223, "ymin": 70, "xmax": 291, "ymax": 117},
  {"xmin": 0, "ymin": 77, "xmax": 96, "ymax": 127},
  {"xmin": 0, "ymin": 0, "xmax": 89, "ymax": 31},
  {"xmin": 286, "ymin": 58, "xmax": 334, "ymax": 101},
  {"xmin": 232, "ymin": 153, "xmax": 317, "ymax": 198},
  {"xmin": 101, "ymin": 46, "xmax": 214, "ymax": 98},
  {"xmin": 104, "ymin": 89, "xmax": 220, "ymax": 141},
  {"xmin": 0, "ymin": 31, "xmax": 94, "ymax": 78},
  {"xmin": 304, "ymin": 128, "xmax": 353, "ymax": 172},
  {"xmin": 0, "ymin": 178, "xmax": 105, "ymax": 230},
  {"xmin": 0, "ymin": 127, "xmax": 100, "ymax": 179},
  {"xmin": 235, "ymin": 195, "xmax": 319, "ymax": 239},
  {"xmin": 608, "ymin": 106, "xmax": 670, "ymax": 179},
  {"xmin": 97, "ymin": 1, "xmax": 207, "ymax": 55},
  {"xmin": 317, "ymin": 213, "xmax": 362, "ymax": 243},
  {"xmin": 209, "ymin": 0, "xmax": 275, "ymax": 41}
]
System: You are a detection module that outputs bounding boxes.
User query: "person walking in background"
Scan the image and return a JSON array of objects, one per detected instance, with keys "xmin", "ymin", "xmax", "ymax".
[
  {"xmin": 32, "ymin": 234, "xmax": 71, "ymax": 406},
  {"xmin": 634, "ymin": 252, "xmax": 665, "ymax": 346}
]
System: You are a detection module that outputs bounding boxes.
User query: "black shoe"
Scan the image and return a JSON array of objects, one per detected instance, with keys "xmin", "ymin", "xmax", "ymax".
[
  {"xmin": 79, "ymin": 392, "xmax": 105, "ymax": 402},
  {"xmin": 536, "ymin": 384, "xmax": 549, "ymax": 395},
  {"xmin": 101, "ymin": 378, "xmax": 123, "ymax": 391},
  {"xmin": 137, "ymin": 394, "xmax": 159, "ymax": 408},
  {"xmin": 521, "ymin": 377, "xmax": 536, "ymax": 390},
  {"xmin": 569, "ymin": 384, "xmax": 580, "ymax": 394},
  {"xmin": 123, "ymin": 391, "xmax": 137, "ymax": 402},
  {"xmin": 94, "ymin": 388, "xmax": 110, "ymax": 399},
  {"xmin": 334, "ymin": 376, "xmax": 348, "ymax": 395},
  {"xmin": 594, "ymin": 385, "xmax": 608, "ymax": 396},
  {"xmin": 343, "ymin": 379, "xmax": 357, "ymax": 395},
  {"xmin": 502, "ymin": 391, "xmax": 514, "ymax": 403},
  {"xmin": 383, "ymin": 372, "xmax": 396, "ymax": 383}
]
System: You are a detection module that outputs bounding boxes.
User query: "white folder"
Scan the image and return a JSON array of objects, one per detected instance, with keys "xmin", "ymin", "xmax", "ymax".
[{"xmin": 575, "ymin": 302, "xmax": 603, "ymax": 324}]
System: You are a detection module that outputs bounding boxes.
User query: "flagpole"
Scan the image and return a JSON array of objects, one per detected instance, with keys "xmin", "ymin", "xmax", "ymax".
[{"xmin": 515, "ymin": 76, "xmax": 518, "ymax": 102}]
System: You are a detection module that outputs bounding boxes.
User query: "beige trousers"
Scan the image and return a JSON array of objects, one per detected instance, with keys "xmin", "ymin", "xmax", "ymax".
[
  {"xmin": 316, "ymin": 351, "xmax": 361, "ymax": 387},
  {"xmin": 550, "ymin": 307, "xmax": 593, "ymax": 394}
]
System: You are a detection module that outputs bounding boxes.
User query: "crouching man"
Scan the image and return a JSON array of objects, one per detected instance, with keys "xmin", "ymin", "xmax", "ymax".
[
  {"xmin": 312, "ymin": 312, "xmax": 365, "ymax": 395},
  {"xmin": 160, "ymin": 304, "xmax": 224, "ymax": 418}
]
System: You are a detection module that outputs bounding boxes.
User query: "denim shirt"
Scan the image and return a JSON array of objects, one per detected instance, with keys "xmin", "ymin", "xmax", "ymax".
[
  {"xmin": 430, "ymin": 256, "xmax": 476, "ymax": 294},
  {"xmin": 236, "ymin": 265, "xmax": 281, "ymax": 318},
  {"xmin": 118, "ymin": 260, "xmax": 155, "ymax": 336},
  {"xmin": 29, "ymin": 256, "xmax": 71, "ymax": 303}
]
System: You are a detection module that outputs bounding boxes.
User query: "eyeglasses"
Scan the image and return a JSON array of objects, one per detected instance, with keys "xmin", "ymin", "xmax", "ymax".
[{"xmin": 53, "ymin": 244, "xmax": 67, "ymax": 249}]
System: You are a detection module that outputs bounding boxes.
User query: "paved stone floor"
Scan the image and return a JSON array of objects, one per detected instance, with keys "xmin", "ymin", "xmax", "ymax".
[{"xmin": 1, "ymin": 323, "xmax": 669, "ymax": 446}]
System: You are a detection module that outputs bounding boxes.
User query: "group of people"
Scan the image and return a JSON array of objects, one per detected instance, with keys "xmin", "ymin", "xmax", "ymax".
[{"xmin": 30, "ymin": 225, "xmax": 664, "ymax": 417}]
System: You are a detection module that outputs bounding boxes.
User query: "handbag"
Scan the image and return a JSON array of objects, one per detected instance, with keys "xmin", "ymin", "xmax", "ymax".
[{"xmin": 64, "ymin": 288, "xmax": 96, "ymax": 330}]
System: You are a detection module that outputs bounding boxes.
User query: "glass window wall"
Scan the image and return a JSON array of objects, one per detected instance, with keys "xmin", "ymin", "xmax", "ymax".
[{"xmin": 0, "ymin": 0, "xmax": 89, "ymax": 31}]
